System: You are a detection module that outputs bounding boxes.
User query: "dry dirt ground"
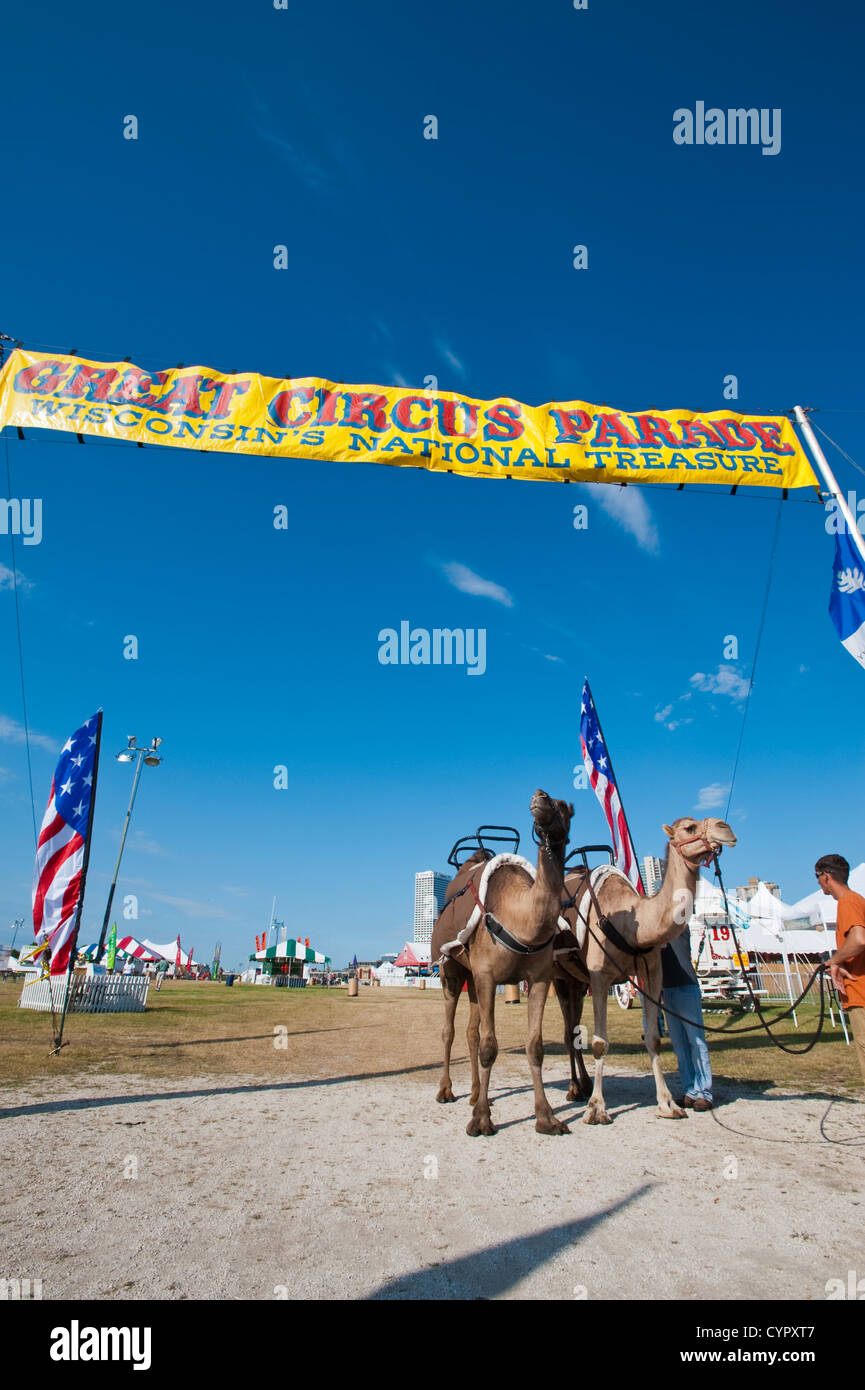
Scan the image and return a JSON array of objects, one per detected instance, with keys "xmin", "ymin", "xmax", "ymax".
[{"xmin": 1, "ymin": 984, "xmax": 863, "ymax": 1301}]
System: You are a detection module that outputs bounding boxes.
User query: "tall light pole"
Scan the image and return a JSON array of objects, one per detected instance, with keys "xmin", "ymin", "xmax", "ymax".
[{"xmin": 96, "ymin": 736, "xmax": 163, "ymax": 959}]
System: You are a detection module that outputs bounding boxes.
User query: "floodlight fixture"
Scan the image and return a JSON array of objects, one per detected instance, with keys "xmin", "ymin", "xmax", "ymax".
[{"xmin": 98, "ymin": 733, "xmax": 165, "ymax": 956}]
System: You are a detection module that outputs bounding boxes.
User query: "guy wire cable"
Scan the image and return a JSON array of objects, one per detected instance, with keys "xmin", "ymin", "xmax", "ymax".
[
  {"xmin": 2, "ymin": 425, "xmax": 38, "ymax": 847},
  {"xmin": 724, "ymin": 496, "xmax": 783, "ymax": 826}
]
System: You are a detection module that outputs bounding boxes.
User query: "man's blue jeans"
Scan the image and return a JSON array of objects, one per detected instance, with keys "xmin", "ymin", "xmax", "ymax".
[{"xmin": 662, "ymin": 983, "xmax": 712, "ymax": 1102}]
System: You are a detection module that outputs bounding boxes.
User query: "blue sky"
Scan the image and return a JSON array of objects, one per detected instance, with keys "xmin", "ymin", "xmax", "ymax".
[{"xmin": 1, "ymin": 0, "xmax": 864, "ymax": 969}]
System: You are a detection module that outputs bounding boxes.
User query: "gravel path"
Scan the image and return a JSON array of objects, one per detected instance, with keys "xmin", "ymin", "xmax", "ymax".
[{"xmin": 2, "ymin": 1062, "xmax": 862, "ymax": 1301}]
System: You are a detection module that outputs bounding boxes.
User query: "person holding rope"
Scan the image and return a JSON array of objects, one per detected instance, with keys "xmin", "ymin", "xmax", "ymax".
[
  {"xmin": 661, "ymin": 927, "xmax": 714, "ymax": 1111},
  {"xmin": 815, "ymin": 854, "xmax": 865, "ymax": 1088}
]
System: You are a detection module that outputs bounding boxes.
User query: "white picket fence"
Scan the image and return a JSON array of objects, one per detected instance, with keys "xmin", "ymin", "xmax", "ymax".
[
  {"xmin": 376, "ymin": 974, "xmax": 442, "ymax": 989},
  {"xmin": 18, "ymin": 971, "xmax": 150, "ymax": 1013}
]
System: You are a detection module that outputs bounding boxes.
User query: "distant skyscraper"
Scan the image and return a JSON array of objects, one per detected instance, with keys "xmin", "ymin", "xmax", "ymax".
[
  {"xmin": 413, "ymin": 870, "xmax": 450, "ymax": 947},
  {"xmin": 736, "ymin": 877, "xmax": 781, "ymax": 903},
  {"xmin": 640, "ymin": 856, "xmax": 664, "ymax": 897}
]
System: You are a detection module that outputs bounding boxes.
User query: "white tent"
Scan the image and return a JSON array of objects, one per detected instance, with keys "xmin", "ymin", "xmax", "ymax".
[
  {"xmin": 0, "ymin": 951, "xmax": 27, "ymax": 973},
  {"xmin": 689, "ymin": 877, "xmax": 790, "ymax": 956},
  {"xmin": 141, "ymin": 939, "xmax": 174, "ymax": 961},
  {"xmin": 782, "ymin": 861, "xmax": 865, "ymax": 929},
  {"xmin": 141, "ymin": 939, "xmax": 200, "ymax": 966},
  {"xmin": 372, "ymin": 961, "xmax": 407, "ymax": 984}
]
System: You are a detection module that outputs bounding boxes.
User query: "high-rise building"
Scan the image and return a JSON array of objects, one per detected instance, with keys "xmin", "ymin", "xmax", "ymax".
[
  {"xmin": 736, "ymin": 877, "xmax": 781, "ymax": 902},
  {"xmin": 413, "ymin": 870, "xmax": 450, "ymax": 947},
  {"xmin": 640, "ymin": 856, "xmax": 664, "ymax": 896}
]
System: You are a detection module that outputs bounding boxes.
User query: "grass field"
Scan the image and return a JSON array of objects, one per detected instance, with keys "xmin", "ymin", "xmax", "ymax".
[{"xmin": 1, "ymin": 977, "xmax": 859, "ymax": 1098}]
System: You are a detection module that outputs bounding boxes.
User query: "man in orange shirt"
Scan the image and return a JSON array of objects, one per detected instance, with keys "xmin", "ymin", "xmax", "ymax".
[{"xmin": 815, "ymin": 854, "xmax": 865, "ymax": 1087}]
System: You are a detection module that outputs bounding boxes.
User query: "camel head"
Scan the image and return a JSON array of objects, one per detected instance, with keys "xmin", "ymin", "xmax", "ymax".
[
  {"xmin": 530, "ymin": 788, "xmax": 574, "ymax": 850},
  {"xmin": 662, "ymin": 815, "xmax": 737, "ymax": 869}
]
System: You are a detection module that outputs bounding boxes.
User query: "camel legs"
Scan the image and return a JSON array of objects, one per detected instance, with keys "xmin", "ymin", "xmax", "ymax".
[
  {"xmin": 583, "ymin": 972, "xmax": 613, "ymax": 1125},
  {"xmin": 466, "ymin": 978, "xmax": 481, "ymax": 1106},
  {"xmin": 435, "ymin": 964, "xmax": 465, "ymax": 1103},
  {"xmin": 526, "ymin": 975, "xmax": 569, "ymax": 1134},
  {"xmin": 554, "ymin": 975, "xmax": 591, "ymax": 1102},
  {"xmin": 641, "ymin": 955, "xmax": 686, "ymax": 1119},
  {"xmin": 466, "ymin": 973, "xmax": 498, "ymax": 1137}
]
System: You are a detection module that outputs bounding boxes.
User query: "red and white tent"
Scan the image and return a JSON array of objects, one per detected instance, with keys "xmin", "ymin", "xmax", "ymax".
[
  {"xmin": 393, "ymin": 943, "xmax": 430, "ymax": 969},
  {"xmin": 116, "ymin": 936, "xmax": 162, "ymax": 962}
]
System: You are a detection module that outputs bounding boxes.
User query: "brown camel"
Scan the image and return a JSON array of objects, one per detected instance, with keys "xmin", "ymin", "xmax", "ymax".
[
  {"xmin": 431, "ymin": 789, "xmax": 573, "ymax": 1137},
  {"xmin": 553, "ymin": 815, "xmax": 737, "ymax": 1123}
]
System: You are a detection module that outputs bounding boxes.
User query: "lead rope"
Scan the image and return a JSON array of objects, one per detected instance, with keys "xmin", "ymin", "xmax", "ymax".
[{"xmin": 574, "ymin": 858, "xmax": 828, "ymax": 1053}]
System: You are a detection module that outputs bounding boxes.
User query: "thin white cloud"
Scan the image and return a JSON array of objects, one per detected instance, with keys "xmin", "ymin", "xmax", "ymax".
[
  {"xmin": 581, "ymin": 485, "xmax": 659, "ymax": 555},
  {"xmin": 439, "ymin": 562, "xmax": 513, "ymax": 608},
  {"xmin": 129, "ymin": 830, "xmax": 170, "ymax": 858},
  {"xmin": 0, "ymin": 564, "xmax": 33, "ymax": 593},
  {"xmin": 690, "ymin": 666, "xmax": 751, "ymax": 703},
  {"xmin": 435, "ymin": 339, "xmax": 466, "ymax": 377},
  {"xmin": 257, "ymin": 127, "xmax": 328, "ymax": 190},
  {"xmin": 523, "ymin": 644, "xmax": 564, "ymax": 664},
  {"xmin": 147, "ymin": 891, "xmax": 241, "ymax": 922},
  {"xmin": 695, "ymin": 782, "xmax": 729, "ymax": 811},
  {"xmin": 654, "ymin": 701, "xmax": 692, "ymax": 732},
  {"xmin": 0, "ymin": 714, "xmax": 57, "ymax": 752}
]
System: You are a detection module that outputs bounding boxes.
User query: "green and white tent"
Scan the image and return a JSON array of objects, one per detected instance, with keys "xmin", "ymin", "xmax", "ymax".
[{"xmin": 250, "ymin": 940, "xmax": 330, "ymax": 966}]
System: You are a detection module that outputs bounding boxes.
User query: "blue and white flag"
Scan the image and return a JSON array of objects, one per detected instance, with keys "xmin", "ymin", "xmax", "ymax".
[{"xmin": 829, "ymin": 529, "xmax": 865, "ymax": 670}]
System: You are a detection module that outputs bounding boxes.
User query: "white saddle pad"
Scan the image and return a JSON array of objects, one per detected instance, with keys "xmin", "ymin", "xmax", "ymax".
[
  {"xmin": 437, "ymin": 853, "xmax": 572, "ymax": 963},
  {"xmin": 554, "ymin": 863, "xmax": 634, "ymax": 956}
]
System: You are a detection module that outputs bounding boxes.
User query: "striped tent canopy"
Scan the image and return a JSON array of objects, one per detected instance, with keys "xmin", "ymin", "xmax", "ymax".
[
  {"xmin": 250, "ymin": 939, "xmax": 330, "ymax": 965},
  {"xmin": 116, "ymin": 936, "xmax": 162, "ymax": 962},
  {"xmin": 393, "ymin": 943, "xmax": 430, "ymax": 968}
]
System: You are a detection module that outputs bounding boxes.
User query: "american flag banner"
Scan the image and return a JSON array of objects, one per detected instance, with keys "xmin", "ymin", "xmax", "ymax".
[
  {"xmin": 580, "ymin": 680, "xmax": 644, "ymax": 894},
  {"xmin": 32, "ymin": 712, "xmax": 103, "ymax": 975}
]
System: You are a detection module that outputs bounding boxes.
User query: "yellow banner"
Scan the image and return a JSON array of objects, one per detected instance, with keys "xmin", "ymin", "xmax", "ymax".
[{"xmin": 0, "ymin": 349, "xmax": 818, "ymax": 490}]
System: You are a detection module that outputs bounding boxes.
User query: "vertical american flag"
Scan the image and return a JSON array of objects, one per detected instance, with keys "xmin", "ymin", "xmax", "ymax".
[
  {"xmin": 32, "ymin": 712, "xmax": 102, "ymax": 974},
  {"xmin": 580, "ymin": 681, "xmax": 644, "ymax": 894}
]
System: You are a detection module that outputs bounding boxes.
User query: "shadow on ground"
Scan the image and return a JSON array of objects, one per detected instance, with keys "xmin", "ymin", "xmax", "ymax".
[{"xmin": 366, "ymin": 1186, "xmax": 650, "ymax": 1299}]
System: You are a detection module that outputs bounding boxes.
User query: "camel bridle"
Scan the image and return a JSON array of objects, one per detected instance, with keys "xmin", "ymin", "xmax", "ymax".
[
  {"xmin": 564, "ymin": 846, "xmax": 831, "ymax": 1059},
  {"xmin": 531, "ymin": 801, "xmax": 571, "ymax": 855},
  {"xmin": 670, "ymin": 820, "xmax": 725, "ymax": 870},
  {"xmin": 462, "ymin": 801, "xmax": 570, "ymax": 957}
]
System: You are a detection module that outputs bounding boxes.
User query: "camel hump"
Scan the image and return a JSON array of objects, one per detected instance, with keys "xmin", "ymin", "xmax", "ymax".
[{"xmin": 430, "ymin": 857, "xmax": 487, "ymax": 960}]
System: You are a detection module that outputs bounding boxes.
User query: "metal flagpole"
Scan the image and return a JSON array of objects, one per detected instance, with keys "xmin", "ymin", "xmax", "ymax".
[
  {"xmin": 793, "ymin": 407, "xmax": 859, "ymax": 1039},
  {"xmin": 96, "ymin": 745, "xmax": 145, "ymax": 960},
  {"xmin": 52, "ymin": 711, "xmax": 103, "ymax": 1054},
  {"xmin": 584, "ymin": 678, "xmax": 644, "ymax": 892},
  {"xmin": 793, "ymin": 406, "xmax": 865, "ymax": 567}
]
